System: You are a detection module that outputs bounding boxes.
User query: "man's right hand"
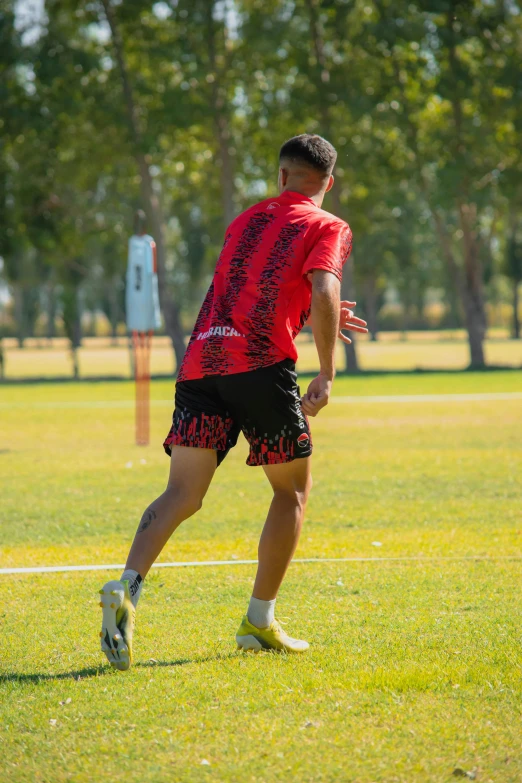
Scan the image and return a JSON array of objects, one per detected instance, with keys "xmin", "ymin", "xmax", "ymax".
[
  {"xmin": 339, "ymin": 300, "xmax": 368, "ymax": 344},
  {"xmin": 301, "ymin": 372, "xmax": 333, "ymax": 417}
]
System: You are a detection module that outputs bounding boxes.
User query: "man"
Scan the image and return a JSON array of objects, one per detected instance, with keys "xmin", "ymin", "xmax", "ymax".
[{"xmin": 99, "ymin": 134, "xmax": 367, "ymax": 670}]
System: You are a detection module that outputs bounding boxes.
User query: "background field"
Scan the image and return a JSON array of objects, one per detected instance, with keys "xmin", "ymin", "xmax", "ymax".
[
  {"xmin": 1, "ymin": 367, "xmax": 522, "ymax": 782},
  {"xmin": 1, "ymin": 331, "xmax": 521, "ymax": 380}
]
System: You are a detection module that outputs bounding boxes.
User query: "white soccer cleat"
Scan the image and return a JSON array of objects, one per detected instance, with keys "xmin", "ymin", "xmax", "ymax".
[{"xmin": 98, "ymin": 579, "xmax": 135, "ymax": 671}]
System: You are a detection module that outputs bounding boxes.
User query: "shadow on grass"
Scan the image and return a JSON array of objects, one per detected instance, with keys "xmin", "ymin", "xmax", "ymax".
[
  {"xmin": 135, "ymin": 651, "xmax": 238, "ymax": 669},
  {"xmin": 0, "ymin": 666, "xmax": 110, "ymax": 684},
  {"xmin": 0, "ymin": 652, "xmax": 238, "ymax": 684}
]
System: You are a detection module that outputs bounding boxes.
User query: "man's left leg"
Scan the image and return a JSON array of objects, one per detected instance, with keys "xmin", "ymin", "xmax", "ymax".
[
  {"xmin": 99, "ymin": 446, "xmax": 217, "ymax": 670},
  {"xmin": 124, "ymin": 445, "xmax": 217, "ymax": 579}
]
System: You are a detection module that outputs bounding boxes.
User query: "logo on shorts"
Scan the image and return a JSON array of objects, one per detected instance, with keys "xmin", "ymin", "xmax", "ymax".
[{"xmin": 297, "ymin": 433, "xmax": 309, "ymax": 448}]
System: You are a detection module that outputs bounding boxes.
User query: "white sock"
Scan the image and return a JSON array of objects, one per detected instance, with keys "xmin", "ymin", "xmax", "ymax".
[
  {"xmin": 247, "ymin": 596, "xmax": 276, "ymax": 629},
  {"xmin": 120, "ymin": 569, "xmax": 143, "ymax": 608}
]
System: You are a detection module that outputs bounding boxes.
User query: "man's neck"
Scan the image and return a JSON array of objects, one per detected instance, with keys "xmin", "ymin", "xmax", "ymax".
[{"xmin": 282, "ymin": 186, "xmax": 324, "ymax": 208}]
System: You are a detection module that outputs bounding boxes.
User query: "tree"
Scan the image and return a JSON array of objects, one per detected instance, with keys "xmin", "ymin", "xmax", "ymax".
[
  {"xmin": 100, "ymin": 0, "xmax": 186, "ymax": 369},
  {"xmin": 297, "ymin": 0, "xmax": 360, "ymax": 370},
  {"xmin": 361, "ymin": 0, "xmax": 521, "ymax": 367},
  {"xmin": 506, "ymin": 218, "xmax": 522, "ymax": 340}
]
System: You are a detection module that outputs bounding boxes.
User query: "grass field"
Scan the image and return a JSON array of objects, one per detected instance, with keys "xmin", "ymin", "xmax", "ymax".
[{"xmin": 1, "ymin": 369, "xmax": 522, "ymax": 782}]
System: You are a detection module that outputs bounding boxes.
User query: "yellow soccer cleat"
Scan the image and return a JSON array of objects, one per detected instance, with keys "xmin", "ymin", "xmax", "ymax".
[
  {"xmin": 236, "ymin": 615, "xmax": 309, "ymax": 653},
  {"xmin": 98, "ymin": 579, "xmax": 135, "ymax": 671}
]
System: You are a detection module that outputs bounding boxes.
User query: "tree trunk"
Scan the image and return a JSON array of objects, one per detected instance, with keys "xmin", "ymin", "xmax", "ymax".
[
  {"xmin": 206, "ymin": 0, "xmax": 235, "ymax": 229},
  {"xmin": 62, "ymin": 280, "xmax": 82, "ymax": 379},
  {"xmin": 513, "ymin": 280, "xmax": 520, "ymax": 340},
  {"xmin": 458, "ymin": 204, "xmax": 487, "ymax": 366},
  {"xmin": 334, "ymin": 184, "xmax": 358, "ymax": 372},
  {"xmin": 445, "ymin": 17, "xmax": 486, "ymax": 367},
  {"xmin": 306, "ymin": 0, "xmax": 359, "ymax": 373},
  {"xmin": 109, "ymin": 274, "xmax": 119, "ymax": 345},
  {"xmin": 13, "ymin": 284, "xmax": 26, "ymax": 348},
  {"xmin": 306, "ymin": 0, "xmax": 330, "ymax": 93},
  {"xmin": 431, "ymin": 208, "xmax": 486, "ymax": 368},
  {"xmin": 71, "ymin": 347, "xmax": 79, "ymax": 380},
  {"xmin": 400, "ymin": 312, "xmax": 408, "ymax": 341},
  {"xmin": 46, "ymin": 280, "xmax": 57, "ymax": 342},
  {"xmin": 328, "ymin": 182, "xmax": 359, "ymax": 372},
  {"xmin": 25, "ymin": 286, "xmax": 39, "ymax": 339},
  {"xmin": 506, "ymin": 212, "xmax": 521, "ymax": 340},
  {"xmin": 463, "ymin": 294, "xmax": 486, "ymax": 367},
  {"xmin": 455, "ymin": 263, "xmax": 486, "ymax": 367},
  {"xmin": 136, "ymin": 153, "xmax": 186, "ymax": 367},
  {"xmin": 445, "ymin": 279, "xmax": 461, "ymax": 330},
  {"xmin": 379, "ymin": 2, "xmax": 488, "ymax": 364},
  {"xmin": 74, "ymin": 286, "xmax": 82, "ymax": 349},
  {"xmin": 363, "ymin": 276, "xmax": 379, "ymax": 341},
  {"xmin": 341, "ymin": 255, "xmax": 359, "ymax": 373},
  {"xmin": 213, "ymin": 103, "xmax": 234, "ymax": 230},
  {"xmin": 399, "ymin": 285, "xmax": 411, "ymax": 340},
  {"xmin": 101, "ymin": 0, "xmax": 186, "ymax": 372}
]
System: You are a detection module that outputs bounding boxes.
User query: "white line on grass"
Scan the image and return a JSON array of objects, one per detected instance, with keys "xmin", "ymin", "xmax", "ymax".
[
  {"xmin": 1, "ymin": 554, "xmax": 521, "ymax": 576},
  {"xmin": 1, "ymin": 392, "xmax": 521, "ymax": 410},
  {"xmin": 331, "ymin": 392, "xmax": 522, "ymax": 404}
]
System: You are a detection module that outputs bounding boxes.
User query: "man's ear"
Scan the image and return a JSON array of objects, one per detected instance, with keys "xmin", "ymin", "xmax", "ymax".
[
  {"xmin": 278, "ymin": 167, "xmax": 288, "ymax": 190},
  {"xmin": 325, "ymin": 174, "xmax": 334, "ymax": 193}
]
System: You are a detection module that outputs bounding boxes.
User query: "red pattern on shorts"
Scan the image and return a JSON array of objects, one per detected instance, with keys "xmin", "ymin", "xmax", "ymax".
[
  {"xmin": 243, "ymin": 423, "xmax": 311, "ymax": 466},
  {"xmin": 163, "ymin": 408, "xmax": 235, "ymax": 456},
  {"xmin": 164, "ymin": 408, "xmax": 312, "ymax": 465}
]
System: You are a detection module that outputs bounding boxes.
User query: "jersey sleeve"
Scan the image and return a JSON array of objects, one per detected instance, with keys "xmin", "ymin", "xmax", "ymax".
[{"xmin": 302, "ymin": 222, "xmax": 353, "ymax": 281}]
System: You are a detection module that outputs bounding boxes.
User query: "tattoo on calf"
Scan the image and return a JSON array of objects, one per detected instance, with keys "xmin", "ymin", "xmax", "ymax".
[{"xmin": 138, "ymin": 507, "xmax": 157, "ymax": 533}]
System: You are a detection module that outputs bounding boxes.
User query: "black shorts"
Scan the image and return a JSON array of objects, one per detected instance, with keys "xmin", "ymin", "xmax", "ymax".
[{"xmin": 163, "ymin": 359, "xmax": 312, "ymax": 466}]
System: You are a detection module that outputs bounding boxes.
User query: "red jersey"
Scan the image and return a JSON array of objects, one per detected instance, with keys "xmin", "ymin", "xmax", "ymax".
[{"xmin": 178, "ymin": 190, "xmax": 352, "ymax": 381}]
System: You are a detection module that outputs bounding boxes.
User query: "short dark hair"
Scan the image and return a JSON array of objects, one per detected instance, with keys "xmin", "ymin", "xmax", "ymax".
[{"xmin": 279, "ymin": 134, "xmax": 337, "ymax": 176}]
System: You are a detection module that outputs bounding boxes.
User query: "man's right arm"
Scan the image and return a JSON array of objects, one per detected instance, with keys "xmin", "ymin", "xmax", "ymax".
[{"xmin": 301, "ymin": 270, "xmax": 340, "ymax": 418}]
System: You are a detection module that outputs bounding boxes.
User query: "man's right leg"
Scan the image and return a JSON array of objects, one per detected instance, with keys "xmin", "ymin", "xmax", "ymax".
[
  {"xmin": 253, "ymin": 456, "xmax": 312, "ymax": 601},
  {"xmin": 99, "ymin": 446, "xmax": 216, "ymax": 670},
  {"xmin": 236, "ymin": 456, "xmax": 312, "ymax": 653}
]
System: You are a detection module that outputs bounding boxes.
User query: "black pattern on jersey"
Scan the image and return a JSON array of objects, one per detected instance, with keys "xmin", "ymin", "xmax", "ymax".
[
  {"xmin": 178, "ymin": 281, "xmax": 215, "ymax": 381},
  {"xmin": 291, "ymin": 304, "xmax": 311, "ymax": 339},
  {"xmin": 178, "ymin": 234, "xmax": 233, "ymax": 381},
  {"xmin": 245, "ymin": 222, "xmax": 306, "ymax": 370},
  {"xmin": 340, "ymin": 225, "xmax": 353, "ymax": 264},
  {"xmin": 200, "ymin": 212, "xmax": 275, "ymax": 377}
]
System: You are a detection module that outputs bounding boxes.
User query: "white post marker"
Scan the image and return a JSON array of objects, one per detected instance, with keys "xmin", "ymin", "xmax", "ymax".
[{"xmin": 126, "ymin": 228, "xmax": 161, "ymax": 446}]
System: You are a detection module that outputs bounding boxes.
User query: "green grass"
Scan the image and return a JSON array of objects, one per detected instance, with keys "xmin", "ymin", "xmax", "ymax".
[{"xmin": 1, "ymin": 369, "xmax": 522, "ymax": 782}]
